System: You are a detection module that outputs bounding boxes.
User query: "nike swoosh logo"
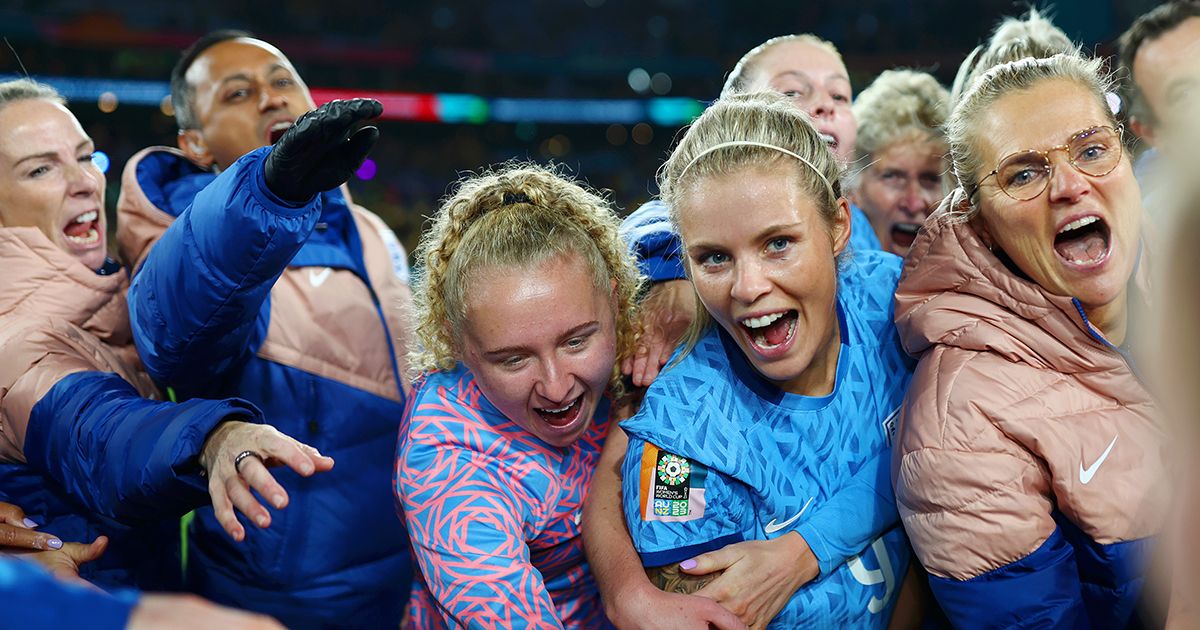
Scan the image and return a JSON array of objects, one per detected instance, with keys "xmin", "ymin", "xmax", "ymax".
[
  {"xmin": 308, "ymin": 267, "xmax": 332, "ymax": 288},
  {"xmin": 764, "ymin": 496, "xmax": 814, "ymax": 534},
  {"xmin": 1079, "ymin": 435, "xmax": 1118, "ymax": 485}
]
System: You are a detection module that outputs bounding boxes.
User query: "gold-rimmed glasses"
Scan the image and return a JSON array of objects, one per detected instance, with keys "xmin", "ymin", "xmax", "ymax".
[{"xmin": 969, "ymin": 125, "xmax": 1124, "ymax": 201}]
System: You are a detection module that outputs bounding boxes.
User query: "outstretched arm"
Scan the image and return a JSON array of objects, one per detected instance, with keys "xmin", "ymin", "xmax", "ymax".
[{"xmin": 128, "ymin": 99, "xmax": 382, "ymax": 394}]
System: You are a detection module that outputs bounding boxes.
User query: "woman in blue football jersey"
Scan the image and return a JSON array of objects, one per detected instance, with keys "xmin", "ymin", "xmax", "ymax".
[{"xmin": 583, "ymin": 91, "xmax": 923, "ymax": 628}]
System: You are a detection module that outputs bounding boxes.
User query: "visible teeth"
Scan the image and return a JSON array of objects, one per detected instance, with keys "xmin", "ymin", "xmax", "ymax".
[
  {"xmin": 742, "ymin": 312, "xmax": 785, "ymax": 329},
  {"xmin": 74, "ymin": 210, "xmax": 97, "ymax": 224},
  {"xmin": 1059, "ymin": 216, "xmax": 1099, "ymax": 234},
  {"xmin": 819, "ymin": 133, "xmax": 836, "ymax": 146},
  {"xmin": 64, "ymin": 228, "xmax": 99, "ymax": 245},
  {"xmin": 893, "ymin": 223, "xmax": 921, "ymax": 234},
  {"xmin": 751, "ymin": 317, "xmax": 797, "ymax": 350},
  {"xmin": 541, "ymin": 399, "xmax": 577, "ymax": 414},
  {"xmin": 270, "ymin": 121, "xmax": 293, "ymax": 132}
]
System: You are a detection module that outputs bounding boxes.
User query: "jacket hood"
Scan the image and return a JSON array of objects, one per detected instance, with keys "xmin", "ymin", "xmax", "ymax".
[
  {"xmin": 116, "ymin": 146, "xmax": 214, "ymax": 271},
  {"xmin": 895, "ymin": 216, "xmax": 1134, "ymax": 376},
  {"xmin": 0, "ymin": 227, "xmax": 133, "ymax": 349}
]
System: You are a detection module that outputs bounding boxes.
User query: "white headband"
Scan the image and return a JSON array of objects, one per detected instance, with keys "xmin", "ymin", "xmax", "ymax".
[{"xmin": 678, "ymin": 140, "xmax": 836, "ymax": 198}]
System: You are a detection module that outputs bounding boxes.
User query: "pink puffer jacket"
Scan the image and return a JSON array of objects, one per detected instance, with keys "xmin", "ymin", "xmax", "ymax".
[
  {"xmin": 0, "ymin": 227, "xmax": 156, "ymax": 463},
  {"xmin": 891, "ymin": 214, "xmax": 1166, "ymax": 624}
]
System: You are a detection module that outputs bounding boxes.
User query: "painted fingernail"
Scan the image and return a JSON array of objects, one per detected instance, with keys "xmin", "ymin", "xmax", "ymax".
[
  {"xmin": 679, "ymin": 559, "xmax": 698, "ymax": 570},
  {"xmin": 47, "ymin": 538, "xmax": 63, "ymax": 550},
  {"xmin": 22, "ymin": 517, "xmax": 37, "ymax": 528}
]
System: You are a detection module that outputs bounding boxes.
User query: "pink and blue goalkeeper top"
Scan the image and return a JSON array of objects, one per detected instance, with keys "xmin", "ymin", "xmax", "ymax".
[{"xmin": 395, "ymin": 364, "xmax": 612, "ymax": 629}]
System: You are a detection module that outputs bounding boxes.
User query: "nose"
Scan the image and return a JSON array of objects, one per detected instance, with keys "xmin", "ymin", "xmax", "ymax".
[
  {"xmin": 730, "ymin": 259, "xmax": 772, "ymax": 305},
  {"xmin": 899, "ymin": 181, "xmax": 931, "ymax": 220},
  {"xmin": 1047, "ymin": 154, "xmax": 1088, "ymax": 204},
  {"xmin": 807, "ymin": 92, "xmax": 834, "ymax": 120},
  {"xmin": 534, "ymin": 358, "xmax": 574, "ymax": 404},
  {"xmin": 68, "ymin": 158, "xmax": 101, "ymax": 197},
  {"xmin": 259, "ymin": 85, "xmax": 288, "ymax": 113}
]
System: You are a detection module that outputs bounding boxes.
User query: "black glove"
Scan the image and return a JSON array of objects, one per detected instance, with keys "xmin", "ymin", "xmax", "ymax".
[{"xmin": 263, "ymin": 98, "xmax": 383, "ymax": 203}]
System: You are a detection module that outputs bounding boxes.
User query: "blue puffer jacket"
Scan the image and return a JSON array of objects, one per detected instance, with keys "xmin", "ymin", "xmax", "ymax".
[
  {"xmin": 121, "ymin": 147, "xmax": 413, "ymax": 628},
  {"xmin": 0, "ymin": 556, "xmax": 137, "ymax": 629},
  {"xmin": 0, "ymin": 227, "xmax": 265, "ymax": 591}
]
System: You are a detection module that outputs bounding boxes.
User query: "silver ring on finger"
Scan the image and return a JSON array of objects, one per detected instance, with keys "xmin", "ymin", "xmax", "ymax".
[{"xmin": 234, "ymin": 450, "xmax": 264, "ymax": 473}]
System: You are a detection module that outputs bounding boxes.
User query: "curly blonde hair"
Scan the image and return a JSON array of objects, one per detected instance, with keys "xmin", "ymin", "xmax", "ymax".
[{"xmin": 409, "ymin": 162, "xmax": 643, "ymax": 396}]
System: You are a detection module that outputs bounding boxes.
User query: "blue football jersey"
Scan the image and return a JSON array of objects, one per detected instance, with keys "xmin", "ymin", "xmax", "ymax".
[{"xmin": 620, "ymin": 250, "xmax": 913, "ymax": 628}]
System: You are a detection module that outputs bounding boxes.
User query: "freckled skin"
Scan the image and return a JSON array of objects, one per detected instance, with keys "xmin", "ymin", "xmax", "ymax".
[
  {"xmin": 679, "ymin": 164, "xmax": 850, "ymax": 396},
  {"xmin": 459, "ymin": 253, "xmax": 618, "ymax": 447}
]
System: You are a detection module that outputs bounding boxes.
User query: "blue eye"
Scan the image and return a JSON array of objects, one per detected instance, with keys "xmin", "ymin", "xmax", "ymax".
[
  {"xmin": 766, "ymin": 237, "xmax": 791, "ymax": 253},
  {"xmin": 698, "ymin": 251, "xmax": 730, "ymax": 267}
]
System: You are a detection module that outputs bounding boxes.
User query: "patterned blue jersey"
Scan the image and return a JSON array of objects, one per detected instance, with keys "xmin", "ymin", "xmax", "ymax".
[{"xmin": 620, "ymin": 250, "xmax": 913, "ymax": 628}]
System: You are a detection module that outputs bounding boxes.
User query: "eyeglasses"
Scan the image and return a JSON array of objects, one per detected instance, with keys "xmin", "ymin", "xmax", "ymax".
[{"xmin": 969, "ymin": 125, "xmax": 1124, "ymax": 201}]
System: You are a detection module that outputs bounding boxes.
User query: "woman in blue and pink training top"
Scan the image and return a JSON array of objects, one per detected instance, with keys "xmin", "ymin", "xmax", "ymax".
[{"xmin": 394, "ymin": 164, "xmax": 650, "ymax": 628}]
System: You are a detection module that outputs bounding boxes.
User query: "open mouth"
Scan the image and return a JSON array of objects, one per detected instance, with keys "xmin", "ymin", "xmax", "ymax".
[
  {"xmin": 534, "ymin": 395, "xmax": 584, "ymax": 429},
  {"xmin": 267, "ymin": 121, "xmax": 293, "ymax": 145},
  {"xmin": 62, "ymin": 210, "xmax": 101, "ymax": 247},
  {"xmin": 1053, "ymin": 215, "xmax": 1111, "ymax": 267},
  {"xmin": 739, "ymin": 310, "xmax": 799, "ymax": 353},
  {"xmin": 819, "ymin": 133, "xmax": 838, "ymax": 152},
  {"xmin": 890, "ymin": 222, "xmax": 922, "ymax": 251}
]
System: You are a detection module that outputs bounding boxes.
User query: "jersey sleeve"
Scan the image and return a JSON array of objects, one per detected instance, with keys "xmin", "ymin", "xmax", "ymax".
[
  {"xmin": 619, "ymin": 200, "xmax": 686, "ymax": 282},
  {"xmin": 397, "ymin": 418, "xmax": 563, "ymax": 628},
  {"xmin": 620, "ymin": 438, "xmax": 749, "ymax": 567}
]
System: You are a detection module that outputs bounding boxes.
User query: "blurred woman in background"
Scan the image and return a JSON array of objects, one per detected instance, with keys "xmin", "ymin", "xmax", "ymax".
[{"xmin": 847, "ymin": 69, "xmax": 950, "ymax": 256}]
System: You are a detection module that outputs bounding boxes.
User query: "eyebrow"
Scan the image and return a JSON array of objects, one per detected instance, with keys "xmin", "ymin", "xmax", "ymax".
[
  {"xmin": 13, "ymin": 138, "xmax": 94, "ymax": 168},
  {"xmin": 218, "ymin": 72, "xmax": 253, "ymax": 88},
  {"xmin": 481, "ymin": 321, "xmax": 600, "ymax": 359},
  {"xmin": 687, "ymin": 222, "xmax": 804, "ymax": 254}
]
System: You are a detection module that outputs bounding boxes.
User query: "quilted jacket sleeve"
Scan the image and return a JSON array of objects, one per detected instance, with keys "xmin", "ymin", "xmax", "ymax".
[
  {"xmin": 127, "ymin": 147, "xmax": 321, "ymax": 394},
  {"xmin": 893, "ymin": 348, "xmax": 1086, "ymax": 628}
]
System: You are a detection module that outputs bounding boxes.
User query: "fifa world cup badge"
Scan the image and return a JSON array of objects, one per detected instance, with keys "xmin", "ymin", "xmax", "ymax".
[{"xmin": 638, "ymin": 444, "xmax": 707, "ymax": 523}]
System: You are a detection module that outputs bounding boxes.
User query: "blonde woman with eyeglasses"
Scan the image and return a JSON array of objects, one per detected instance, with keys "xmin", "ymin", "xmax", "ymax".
[{"xmin": 892, "ymin": 51, "xmax": 1166, "ymax": 628}]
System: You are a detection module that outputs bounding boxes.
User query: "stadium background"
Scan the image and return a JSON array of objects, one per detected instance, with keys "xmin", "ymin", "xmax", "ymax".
[{"xmin": 0, "ymin": 0, "xmax": 1163, "ymax": 252}]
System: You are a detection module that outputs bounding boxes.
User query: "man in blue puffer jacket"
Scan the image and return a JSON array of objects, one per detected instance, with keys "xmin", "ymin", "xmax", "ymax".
[{"xmin": 118, "ymin": 32, "xmax": 414, "ymax": 627}]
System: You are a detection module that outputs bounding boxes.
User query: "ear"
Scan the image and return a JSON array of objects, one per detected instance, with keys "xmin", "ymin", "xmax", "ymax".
[
  {"xmin": 830, "ymin": 197, "xmax": 852, "ymax": 257},
  {"xmin": 1130, "ymin": 116, "xmax": 1156, "ymax": 147},
  {"xmin": 177, "ymin": 129, "xmax": 215, "ymax": 168}
]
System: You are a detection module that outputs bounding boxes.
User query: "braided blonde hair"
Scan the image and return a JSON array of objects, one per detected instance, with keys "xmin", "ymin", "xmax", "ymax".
[{"xmin": 409, "ymin": 162, "xmax": 643, "ymax": 396}]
